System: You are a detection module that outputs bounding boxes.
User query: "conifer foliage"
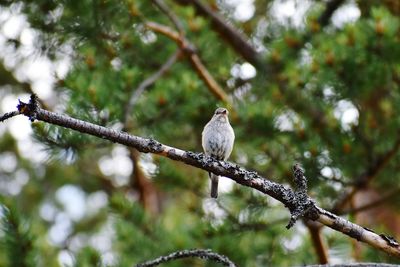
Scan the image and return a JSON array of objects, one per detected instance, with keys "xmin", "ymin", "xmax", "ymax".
[{"xmin": 1, "ymin": 0, "xmax": 400, "ymax": 266}]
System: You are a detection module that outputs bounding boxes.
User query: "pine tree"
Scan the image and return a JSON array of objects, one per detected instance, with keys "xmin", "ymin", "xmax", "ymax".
[{"xmin": 1, "ymin": 0, "xmax": 400, "ymax": 266}]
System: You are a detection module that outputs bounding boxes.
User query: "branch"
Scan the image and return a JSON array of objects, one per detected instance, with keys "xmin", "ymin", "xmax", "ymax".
[
  {"xmin": 286, "ymin": 164, "xmax": 315, "ymax": 229},
  {"xmin": 172, "ymin": 0, "xmax": 347, "ymax": 148},
  {"xmin": 135, "ymin": 249, "xmax": 237, "ymax": 267},
  {"xmin": 11, "ymin": 95, "xmax": 400, "ymax": 258},
  {"xmin": 175, "ymin": 0, "xmax": 345, "ymax": 67},
  {"xmin": 174, "ymin": 0, "xmax": 261, "ymax": 67},
  {"xmin": 0, "ymin": 111, "xmax": 19, "ymax": 122},
  {"xmin": 152, "ymin": 0, "xmax": 184, "ymax": 34},
  {"xmin": 145, "ymin": 22, "xmax": 229, "ymax": 103}
]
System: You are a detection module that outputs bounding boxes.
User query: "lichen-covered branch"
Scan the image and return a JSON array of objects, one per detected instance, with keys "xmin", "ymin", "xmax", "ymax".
[
  {"xmin": 9, "ymin": 95, "xmax": 400, "ymax": 258},
  {"xmin": 0, "ymin": 110, "xmax": 19, "ymax": 122},
  {"xmin": 285, "ymin": 165, "xmax": 315, "ymax": 229},
  {"xmin": 314, "ymin": 206, "xmax": 400, "ymax": 257},
  {"xmin": 135, "ymin": 249, "xmax": 237, "ymax": 267}
]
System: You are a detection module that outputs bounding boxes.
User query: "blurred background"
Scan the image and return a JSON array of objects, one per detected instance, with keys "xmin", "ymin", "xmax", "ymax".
[{"xmin": 0, "ymin": 0, "xmax": 400, "ymax": 266}]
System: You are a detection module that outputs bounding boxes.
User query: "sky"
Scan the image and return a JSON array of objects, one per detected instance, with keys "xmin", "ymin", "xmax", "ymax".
[{"xmin": 0, "ymin": 1, "xmax": 361, "ymax": 265}]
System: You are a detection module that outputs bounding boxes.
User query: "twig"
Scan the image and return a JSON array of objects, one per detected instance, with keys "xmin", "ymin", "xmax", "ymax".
[
  {"xmin": 174, "ymin": 0, "xmax": 261, "ymax": 67},
  {"xmin": 287, "ymin": 163, "xmax": 315, "ymax": 229},
  {"xmin": 145, "ymin": 22, "xmax": 229, "ymax": 102},
  {"xmin": 11, "ymin": 94, "xmax": 400, "ymax": 258},
  {"xmin": 175, "ymin": 0, "xmax": 345, "ymax": 67},
  {"xmin": 123, "ymin": 50, "xmax": 181, "ymax": 125},
  {"xmin": 146, "ymin": 22, "xmax": 181, "ymax": 43},
  {"xmin": 0, "ymin": 111, "xmax": 19, "ymax": 122},
  {"xmin": 135, "ymin": 249, "xmax": 237, "ymax": 267},
  {"xmin": 152, "ymin": 0, "xmax": 184, "ymax": 34},
  {"xmin": 293, "ymin": 163, "xmax": 308, "ymax": 193}
]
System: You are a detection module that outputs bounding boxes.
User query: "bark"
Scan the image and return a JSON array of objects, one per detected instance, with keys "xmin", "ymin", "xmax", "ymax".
[{"xmin": 136, "ymin": 249, "xmax": 236, "ymax": 267}]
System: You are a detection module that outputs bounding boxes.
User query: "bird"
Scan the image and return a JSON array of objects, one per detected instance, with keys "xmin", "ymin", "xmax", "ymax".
[{"xmin": 202, "ymin": 107, "xmax": 235, "ymax": 198}]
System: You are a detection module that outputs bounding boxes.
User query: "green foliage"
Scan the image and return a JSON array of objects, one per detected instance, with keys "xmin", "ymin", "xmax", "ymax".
[
  {"xmin": 0, "ymin": 206, "xmax": 36, "ymax": 267},
  {"xmin": 74, "ymin": 247, "xmax": 103, "ymax": 267},
  {"xmin": 1, "ymin": 1, "xmax": 400, "ymax": 266}
]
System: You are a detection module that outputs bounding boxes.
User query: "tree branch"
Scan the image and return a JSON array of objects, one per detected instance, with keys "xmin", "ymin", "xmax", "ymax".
[
  {"xmin": 174, "ymin": 0, "xmax": 346, "ymax": 67},
  {"xmin": 135, "ymin": 248, "xmax": 237, "ymax": 267},
  {"xmin": 145, "ymin": 21, "xmax": 229, "ymax": 103},
  {"xmin": 152, "ymin": 0, "xmax": 184, "ymax": 34},
  {"xmin": 286, "ymin": 164, "xmax": 315, "ymax": 229},
  {"xmin": 0, "ymin": 110, "xmax": 19, "ymax": 122},
  {"xmin": 174, "ymin": 0, "xmax": 261, "ymax": 67},
  {"xmin": 10, "ymin": 94, "xmax": 400, "ymax": 258},
  {"xmin": 151, "ymin": 0, "xmax": 230, "ymax": 104}
]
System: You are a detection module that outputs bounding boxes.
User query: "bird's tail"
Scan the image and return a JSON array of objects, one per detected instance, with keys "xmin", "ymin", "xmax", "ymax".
[{"xmin": 209, "ymin": 173, "xmax": 219, "ymax": 198}]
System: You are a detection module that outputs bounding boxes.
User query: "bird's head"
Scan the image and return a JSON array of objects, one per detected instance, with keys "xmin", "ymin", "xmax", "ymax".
[{"xmin": 213, "ymin": 107, "xmax": 229, "ymax": 122}]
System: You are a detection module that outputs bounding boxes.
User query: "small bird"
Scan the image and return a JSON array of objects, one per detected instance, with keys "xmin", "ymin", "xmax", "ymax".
[{"xmin": 202, "ymin": 107, "xmax": 235, "ymax": 198}]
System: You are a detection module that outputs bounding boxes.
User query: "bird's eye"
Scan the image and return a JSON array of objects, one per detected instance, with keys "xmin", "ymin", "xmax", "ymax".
[{"xmin": 215, "ymin": 108, "xmax": 227, "ymax": 115}]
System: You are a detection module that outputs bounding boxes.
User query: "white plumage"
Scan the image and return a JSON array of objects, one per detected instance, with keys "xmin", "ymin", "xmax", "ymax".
[{"xmin": 202, "ymin": 107, "xmax": 235, "ymax": 198}]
